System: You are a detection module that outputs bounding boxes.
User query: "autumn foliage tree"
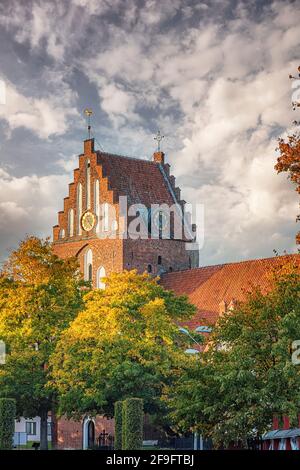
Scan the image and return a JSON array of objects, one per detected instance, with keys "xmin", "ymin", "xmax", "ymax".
[
  {"xmin": 50, "ymin": 270, "xmax": 196, "ymax": 423},
  {"xmin": 0, "ymin": 237, "xmax": 85, "ymax": 449},
  {"xmin": 275, "ymin": 133, "xmax": 300, "ymax": 243}
]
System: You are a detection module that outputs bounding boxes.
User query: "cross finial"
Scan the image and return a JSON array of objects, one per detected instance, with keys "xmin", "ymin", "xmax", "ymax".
[
  {"xmin": 84, "ymin": 108, "xmax": 93, "ymax": 139},
  {"xmin": 154, "ymin": 130, "xmax": 164, "ymax": 152}
]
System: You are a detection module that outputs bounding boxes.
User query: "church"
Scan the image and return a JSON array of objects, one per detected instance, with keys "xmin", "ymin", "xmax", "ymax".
[
  {"xmin": 52, "ymin": 137, "xmax": 199, "ymax": 281},
  {"xmin": 52, "ymin": 137, "xmax": 300, "ymax": 449}
]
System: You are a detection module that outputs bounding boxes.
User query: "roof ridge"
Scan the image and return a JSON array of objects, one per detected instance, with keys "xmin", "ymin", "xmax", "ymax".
[
  {"xmin": 162, "ymin": 252, "xmax": 300, "ymax": 276},
  {"xmin": 96, "ymin": 150, "xmax": 155, "ymax": 164}
]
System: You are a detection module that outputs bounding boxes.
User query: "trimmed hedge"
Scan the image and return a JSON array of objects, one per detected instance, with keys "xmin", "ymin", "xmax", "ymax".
[
  {"xmin": 122, "ymin": 400, "xmax": 127, "ymax": 450},
  {"xmin": 0, "ymin": 398, "xmax": 16, "ymax": 449},
  {"xmin": 114, "ymin": 401, "xmax": 123, "ymax": 450},
  {"xmin": 123, "ymin": 398, "xmax": 143, "ymax": 450}
]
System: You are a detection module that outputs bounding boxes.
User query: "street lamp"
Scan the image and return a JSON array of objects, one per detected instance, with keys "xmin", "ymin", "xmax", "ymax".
[
  {"xmin": 179, "ymin": 327, "xmax": 203, "ymax": 451},
  {"xmin": 178, "ymin": 327, "xmax": 202, "ymax": 348}
]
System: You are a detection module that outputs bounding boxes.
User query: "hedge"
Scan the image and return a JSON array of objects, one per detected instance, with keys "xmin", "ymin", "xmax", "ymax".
[
  {"xmin": 122, "ymin": 400, "xmax": 127, "ymax": 450},
  {"xmin": 114, "ymin": 401, "xmax": 123, "ymax": 450},
  {"xmin": 0, "ymin": 398, "xmax": 16, "ymax": 449},
  {"xmin": 123, "ymin": 398, "xmax": 143, "ymax": 450}
]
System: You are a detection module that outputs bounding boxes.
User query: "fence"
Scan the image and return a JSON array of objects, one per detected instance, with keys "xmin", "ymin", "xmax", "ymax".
[{"xmin": 13, "ymin": 432, "xmax": 27, "ymax": 448}]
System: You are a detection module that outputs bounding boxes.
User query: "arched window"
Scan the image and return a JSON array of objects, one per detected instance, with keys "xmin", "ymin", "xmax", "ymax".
[
  {"xmin": 147, "ymin": 264, "xmax": 152, "ymax": 273},
  {"xmin": 96, "ymin": 266, "xmax": 106, "ymax": 289},
  {"xmin": 84, "ymin": 249, "xmax": 93, "ymax": 282},
  {"xmin": 77, "ymin": 183, "xmax": 83, "ymax": 235},
  {"xmin": 94, "ymin": 179, "xmax": 100, "ymax": 233},
  {"xmin": 86, "ymin": 160, "xmax": 91, "ymax": 210},
  {"xmin": 88, "ymin": 264, "xmax": 92, "ymax": 282},
  {"xmin": 157, "ymin": 256, "xmax": 162, "ymax": 265},
  {"xmin": 59, "ymin": 228, "xmax": 65, "ymax": 239},
  {"xmin": 68, "ymin": 209, "xmax": 74, "ymax": 237},
  {"xmin": 103, "ymin": 202, "xmax": 109, "ymax": 231}
]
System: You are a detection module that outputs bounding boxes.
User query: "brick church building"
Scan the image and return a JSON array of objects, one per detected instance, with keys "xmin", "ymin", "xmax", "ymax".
[
  {"xmin": 52, "ymin": 137, "xmax": 300, "ymax": 449},
  {"xmin": 52, "ymin": 138, "xmax": 199, "ymax": 281}
]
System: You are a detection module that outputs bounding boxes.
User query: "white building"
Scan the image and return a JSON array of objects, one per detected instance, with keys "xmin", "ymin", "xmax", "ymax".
[{"xmin": 14, "ymin": 417, "xmax": 52, "ymax": 447}]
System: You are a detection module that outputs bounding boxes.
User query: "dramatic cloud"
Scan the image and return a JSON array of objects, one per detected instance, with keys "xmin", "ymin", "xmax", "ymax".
[
  {"xmin": 0, "ymin": 0, "xmax": 299, "ymax": 265},
  {"xmin": 0, "ymin": 77, "xmax": 78, "ymax": 139},
  {"xmin": 0, "ymin": 165, "xmax": 69, "ymax": 266}
]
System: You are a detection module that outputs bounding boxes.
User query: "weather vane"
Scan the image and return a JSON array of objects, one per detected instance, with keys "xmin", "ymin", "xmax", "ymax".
[
  {"xmin": 84, "ymin": 108, "xmax": 93, "ymax": 139},
  {"xmin": 154, "ymin": 130, "xmax": 164, "ymax": 152}
]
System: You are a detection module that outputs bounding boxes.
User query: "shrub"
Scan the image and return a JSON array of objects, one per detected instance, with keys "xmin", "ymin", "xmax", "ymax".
[
  {"xmin": 0, "ymin": 398, "xmax": 16, "ymax": 449},
  {"xmin": 114, "ymin": 401, "xmax": 123, "ymax": 450},
  {"xmin": 122, "ymin": 400, "xmax": 127, "ymax": 450},
  {"xmin": 123, "ymin": 398, "xmax": 143, "ymax": 450}
]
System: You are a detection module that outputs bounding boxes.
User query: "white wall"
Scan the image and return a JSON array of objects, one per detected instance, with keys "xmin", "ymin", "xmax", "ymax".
[{"xmin": 15, "ymin": 416, "xmax": 52, "ymax": 442}]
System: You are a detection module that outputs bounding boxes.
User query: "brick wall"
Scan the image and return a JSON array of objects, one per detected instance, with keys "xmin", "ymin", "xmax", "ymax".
[
  {"xmin": 57, "ymin": 417, "xmax": 82, "ymax": 450},
  {"xmin": 53, "ymin": 237, "xmax": 124, "ymax": 281},
  {"xmin": 123, "ymin": 237, "xmax": 194, "ymax": 275},
  {"xmin": 57, "ymin": 415, "xmax": 115, "ymax": 450}
]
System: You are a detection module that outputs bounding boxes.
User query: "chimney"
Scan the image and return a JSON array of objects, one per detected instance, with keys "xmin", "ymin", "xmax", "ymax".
[
  {"xmin": 153, "ymin": 151, "xmax": 165, "ymax": 164},
  {"xmin": 84, "ymin": 138, "xmax": 94, "ymax": 155}
]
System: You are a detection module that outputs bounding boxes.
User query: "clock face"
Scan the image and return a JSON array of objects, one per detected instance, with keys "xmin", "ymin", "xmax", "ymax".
[{"xmin": 81, "ymin": 211, "xmax": 96, "ymax": 232}]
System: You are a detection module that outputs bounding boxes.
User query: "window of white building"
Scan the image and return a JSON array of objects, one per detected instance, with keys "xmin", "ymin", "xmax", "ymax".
[{"xmin": 26, "ymin": 422, "xmax": 37, "ymax": 435}]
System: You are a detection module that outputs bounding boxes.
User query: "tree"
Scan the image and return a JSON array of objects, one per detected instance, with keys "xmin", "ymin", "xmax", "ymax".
[
  {"xmin": 275, "ymin": 133, "xmax": 300, "ymax": 243},
  {"xmin": 0, "ymin": 237, "xmax": 85, "ymax": 449},
  {"xmin": 50, "ymin": 270, "xmax": 197, "ymax": 424},
  {"xmin": 167, "ymin": 261, "xmax": 300, "ymax": 446},
  {"xmin": 0, "ymin": 398, "xmax": 16, "ymax": 449}
]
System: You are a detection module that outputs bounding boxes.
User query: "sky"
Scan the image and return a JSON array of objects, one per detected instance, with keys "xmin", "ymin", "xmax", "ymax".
[{"xmin": 0, "ymin": 0, "xmax": 299, "ymax": 267}]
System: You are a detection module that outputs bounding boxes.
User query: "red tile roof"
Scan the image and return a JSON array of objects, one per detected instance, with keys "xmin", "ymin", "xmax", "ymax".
[
  {"xmin": 97, "ymin": 152, "xmax": 175, "ymax": 207},
  {"xmin": 161, "ymin": 254, "xmax": 300, "ymax": 329}
]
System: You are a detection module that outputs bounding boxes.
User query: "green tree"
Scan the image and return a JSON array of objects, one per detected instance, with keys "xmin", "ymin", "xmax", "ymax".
[
  {"xmin": 50, "ymin": 270, "xmax": 196, "ymax": 424},
  {"xmin": 0, "ymin": 237, "xmax": 85, "ymax": 449},
  {"xmin": 167, "ymin": 261, "xmax": 300, "ymax": 446}
]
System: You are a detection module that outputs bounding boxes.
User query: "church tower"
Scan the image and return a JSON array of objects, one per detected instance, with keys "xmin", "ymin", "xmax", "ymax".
[{"xmin": 52, "ymin": 138, "xmax": 198, "ymax": 286}]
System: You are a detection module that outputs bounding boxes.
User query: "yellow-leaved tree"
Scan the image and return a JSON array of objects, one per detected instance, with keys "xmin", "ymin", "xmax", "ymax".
[
  {"xmin": 0, "ymin": 237, "xmax": 85, "ymax": 449},
  {"xmin": 50, "ymin": 270, "xmax": 197, "ymax": 427}
]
